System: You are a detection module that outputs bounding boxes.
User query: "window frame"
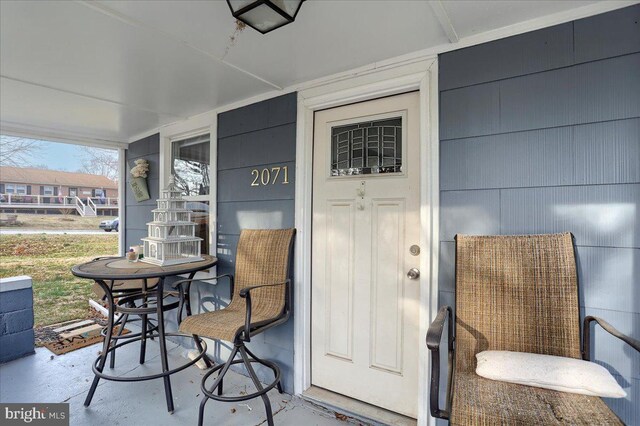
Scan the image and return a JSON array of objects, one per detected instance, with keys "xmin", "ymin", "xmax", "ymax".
[
  {"xmin": 43, "ymin": 186, "xmax": 54, "ymax": 196},
  {"xmin": 160, "ymin": 113, "xmax": 217, "ymax": 280},
  {"xmin": 7, "ymin": 184, "xmax": 27, "ymax": 195}
]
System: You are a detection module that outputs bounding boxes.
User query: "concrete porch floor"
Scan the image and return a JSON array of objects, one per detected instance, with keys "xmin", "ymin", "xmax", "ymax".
[{"xmin": 0, "ymin": 337, "xmax": 346, "ymax": 426}]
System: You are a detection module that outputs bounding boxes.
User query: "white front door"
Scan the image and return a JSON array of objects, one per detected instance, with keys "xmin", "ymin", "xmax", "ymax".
[{"xmin": 311, "ymin": 92, "xmax": 421, "ymax": 418}]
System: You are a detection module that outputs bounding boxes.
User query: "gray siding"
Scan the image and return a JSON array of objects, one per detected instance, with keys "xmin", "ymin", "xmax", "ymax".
[
  {"xmin": 124, "ymin": 133, "xmax": 160, "ymax": 253},
  {"xmin": 438, "ymin": 5, "xmax": 640, "ymax": 424},
  {"xmin": 213, "ymin": 93, "xmax": 297, "ymax": 392}
]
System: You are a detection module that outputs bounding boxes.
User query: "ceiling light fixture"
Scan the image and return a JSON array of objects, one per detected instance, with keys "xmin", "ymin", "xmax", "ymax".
[{"xmin": 226, "ymin": 0, "xmax": 305, "ymax": 34}]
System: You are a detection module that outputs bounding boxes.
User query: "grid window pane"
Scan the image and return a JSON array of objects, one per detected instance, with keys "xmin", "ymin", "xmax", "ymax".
[{"xmin": 330, "ymin": 117, "xmax": 402, "ymax": 176}]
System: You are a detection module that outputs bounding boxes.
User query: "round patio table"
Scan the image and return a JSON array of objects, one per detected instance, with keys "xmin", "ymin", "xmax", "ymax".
[{"xmin": 71, "ymin": 254, "xmax": 217, "ymax": 413}]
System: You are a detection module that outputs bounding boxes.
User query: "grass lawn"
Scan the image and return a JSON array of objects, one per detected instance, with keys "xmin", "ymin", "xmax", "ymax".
[
  {"xmin": 0, "ymin": 213, "xmax": 116, "ymax": 230},
  {"xmin": 0, "ymin": 234, "xmax": 118, "ymax": 326}
]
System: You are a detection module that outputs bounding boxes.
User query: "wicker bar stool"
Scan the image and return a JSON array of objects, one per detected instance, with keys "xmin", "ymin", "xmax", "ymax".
[{"xmin": 177, "ymin": 228, "xmax": 295, "ymax": 426}]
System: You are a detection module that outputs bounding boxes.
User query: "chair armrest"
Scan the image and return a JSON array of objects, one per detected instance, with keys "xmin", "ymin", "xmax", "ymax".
[
  {"xmin": 426, "ymin": 305, "xmax": 455, "ymax": 420},
  {"xmin": 582, "ymin": 315, "xmax": 640, "ymax": 361},
  {"xmin": 239, "ymin": 280, "xmax": 290, "ymax": 341},
  {"xmin": 172, "ymin": 274, "xmax": 234, "ymax": 293}
]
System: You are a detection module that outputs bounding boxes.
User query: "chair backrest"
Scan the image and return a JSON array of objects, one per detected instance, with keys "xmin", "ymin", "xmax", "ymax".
[
  {"xmin": 232, "ymin": 228, "xmax": 295, "ymax": 320},
  {"xmin": 454, "ymin": 233, "xmax": 581, "ymax": 373}
]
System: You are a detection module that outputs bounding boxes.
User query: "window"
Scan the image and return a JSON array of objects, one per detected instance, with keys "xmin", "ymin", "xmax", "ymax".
[
  {"xmin": 6, "ymin": 184, "xmax": 27, "ymax": 194},
  {"xmin": 69, "ymin": 188, "xmax": 78, "ymax": 197},
  {"xmin": 43, "ymin": 186, "xmax": 54, "ymax": 196},
  {"xmin": 172, "ymin": 134, "xmax": 210, "ymax": 196},
  {"xmin": 187, "ymin": 201, "xmax": 210, "ymax": 256},
  {"xmin": 171, "ymin": 133, "xmax": 211, "ymax": 256},
  {"xmin": 331, "ymin": 117, "xmax": 402, "ymax": 176},
  {"xmin": 94, "ymin": 189, "xmax": 105, "ymax": 197}
]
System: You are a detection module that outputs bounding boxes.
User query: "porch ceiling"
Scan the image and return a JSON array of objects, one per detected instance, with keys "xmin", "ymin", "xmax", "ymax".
[{"xmin": 0, "ymin": 0, "xmax": 628, "ymax": 144}]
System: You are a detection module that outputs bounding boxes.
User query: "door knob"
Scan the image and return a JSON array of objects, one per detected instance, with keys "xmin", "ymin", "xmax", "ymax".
[{"xmin": 407, "ymin": 268, "xmax": 420, "ymax": 280}]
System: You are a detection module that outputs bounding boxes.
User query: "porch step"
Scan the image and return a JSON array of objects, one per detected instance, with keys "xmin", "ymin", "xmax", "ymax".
[{"xmin": 302, "ymin": 386, "xmax": 416, "ymax": 426}]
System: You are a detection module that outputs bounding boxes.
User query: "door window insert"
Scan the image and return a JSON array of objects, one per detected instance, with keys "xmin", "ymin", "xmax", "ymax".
[{"xmin": 331, "ymin": 116, "xmax": 402, "ymax": 176}]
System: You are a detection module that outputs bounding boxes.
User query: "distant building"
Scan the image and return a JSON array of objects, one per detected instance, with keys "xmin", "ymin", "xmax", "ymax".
[{"xmin": 0, "ymin": 166, "xmax": 118, "ymax": 216}]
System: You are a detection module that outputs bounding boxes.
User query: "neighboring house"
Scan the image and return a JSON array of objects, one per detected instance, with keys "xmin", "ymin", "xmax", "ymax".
[{"xmin": 0, "ymin": 166, "xmax": 118, "ymax": 216}]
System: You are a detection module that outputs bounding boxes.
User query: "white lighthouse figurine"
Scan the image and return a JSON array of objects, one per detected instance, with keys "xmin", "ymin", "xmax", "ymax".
[{"xmin": 141, "ymin": 175, "xmax": 203, "ymax": 266}]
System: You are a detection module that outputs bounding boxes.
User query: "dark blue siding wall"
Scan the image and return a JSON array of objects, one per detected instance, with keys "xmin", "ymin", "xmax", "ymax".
[
  {"xmin": 216, "ymin": 93, "xmax": 297, "ymax": 392},
  {"xmin": 124, "ymin": 133, "xmax": 160, "ymax": 252},
  {"xmin": 438, "ymin": 5, "xmax": 639, "ymax": 424}
]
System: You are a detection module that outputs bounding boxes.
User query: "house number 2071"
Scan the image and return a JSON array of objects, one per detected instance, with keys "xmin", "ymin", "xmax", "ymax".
[{"xmin": 251, "ymin": 166, "xmax": 290, "ymax": 186}]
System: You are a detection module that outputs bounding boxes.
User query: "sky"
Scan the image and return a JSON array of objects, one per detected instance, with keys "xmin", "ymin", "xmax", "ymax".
[
  {"xmin": 3, "ymin": 138, "xmax": 115, "ymax": 172},
  {"xmin": 30, "ymin": 141, "xmax": 86, "ymax": 171}
]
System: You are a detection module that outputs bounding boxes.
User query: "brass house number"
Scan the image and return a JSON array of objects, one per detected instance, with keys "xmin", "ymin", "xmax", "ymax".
[{"xmin": 251, "ymin": 166, "xmax": 290, "ymax": 186}]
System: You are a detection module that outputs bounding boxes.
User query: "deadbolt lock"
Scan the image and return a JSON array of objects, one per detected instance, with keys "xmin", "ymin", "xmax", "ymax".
[{"xmin": 409, "ymin": 245, "xmax": 420, "ymax": 256}]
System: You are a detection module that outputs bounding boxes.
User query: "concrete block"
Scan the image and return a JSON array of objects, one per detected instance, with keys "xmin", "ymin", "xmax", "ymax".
[
  {"xmin": 0, "ymin": 309, "xmax": 34, "ymax": 335},
  {"xmin": 0, "ymin": 276, "xmax": 32, "ymax": 292},
  {"xmin": 0, "ymin": 288, "xmax": 33, "ymax": 313},
  {"xmin": 0, "ymin": 329, "xmax": 35, "ymax": 364}
]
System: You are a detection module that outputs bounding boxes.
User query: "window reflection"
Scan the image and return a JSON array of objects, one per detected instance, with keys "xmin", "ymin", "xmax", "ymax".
[{"xmin": 172, "ymin": 134, "xmax": 210, "ymax": 196}]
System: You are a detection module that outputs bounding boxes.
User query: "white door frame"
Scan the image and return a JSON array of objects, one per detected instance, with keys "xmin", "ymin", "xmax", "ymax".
[{"xmin": 293, "ymin": 57, "xmax": 440, "ymax": 426}]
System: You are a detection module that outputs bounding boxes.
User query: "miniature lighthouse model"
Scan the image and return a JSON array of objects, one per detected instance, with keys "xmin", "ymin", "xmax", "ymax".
[{"xmin": 141, "ymin": 175, "xmax": 203, "ymax": 266}]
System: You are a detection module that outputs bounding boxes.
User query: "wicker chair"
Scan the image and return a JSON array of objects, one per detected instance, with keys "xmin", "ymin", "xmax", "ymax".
[
  {"xmin": 427, "ymin": 233, "xmax": 640, "ymax": 425},
  {"xmin": 178, "ymin": 228, "xmax": 295, "ymax": 426}
]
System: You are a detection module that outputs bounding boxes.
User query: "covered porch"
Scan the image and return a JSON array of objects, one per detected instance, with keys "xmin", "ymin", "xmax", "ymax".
[{"xmin": 1, "ymin": 1, "xmax": 638, "ymax": 425}]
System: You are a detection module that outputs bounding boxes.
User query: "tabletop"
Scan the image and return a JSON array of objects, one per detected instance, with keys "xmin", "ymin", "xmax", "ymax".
[{"xmin": 71, "ymin": 254, "xmax": 218, "ymax": 280}]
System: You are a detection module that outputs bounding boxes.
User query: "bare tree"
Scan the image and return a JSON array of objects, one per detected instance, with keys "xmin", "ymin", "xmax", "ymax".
[
  {"xmin": 0, "ymin": 135, "xmax": 41, "ymax": 167},
  {"xmin": 78, "ymin": 147, "xmax": 119, "ymax": 182}
]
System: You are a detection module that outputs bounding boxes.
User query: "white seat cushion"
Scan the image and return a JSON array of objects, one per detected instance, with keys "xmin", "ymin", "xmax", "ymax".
[{"xmin": 476, "ymin": 350, "xmax": 626, "ymax": 398}]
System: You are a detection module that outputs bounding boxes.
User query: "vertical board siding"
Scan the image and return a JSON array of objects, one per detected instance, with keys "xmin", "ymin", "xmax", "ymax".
[
  {"xmin": 439, "ymin": 82, "xmax": 500, "ymax": 140},
  {"xmin": 440, "ymin": 190, "xmax": 500, "ymax": 241},
  {"xmin": 438, "ymin": 5, "xmax": 640, "ymax": 423},
  {"xmin": 583, "ymin": 307, "xmax": 640, "ymax": 381},
  {"xmin": 439, "ymin": 23, "xmax": 574, "ymax": 91},
  {"xmin": 499, "ymin": 66, "xmax": 577, "ymax": 133},
  {"xmin": 440, "ymin": 127, "xmax": 574, "ymax": 190},
  {"xmin": 577, "ymin": 246, "xmax": 640, "ymax": 314},
  {"xmin": 215, "ymin": 92, "xmax": 297, "ymax": 392},
  {"xmin": 500, "ymin": 184, "xmax": 640, "ymax": 248},
  {"xmin": 574, "ymin": 6, "xmax": 640, "ymax": 64},
  {"xmin": 441, "ymin": 118, "xmax": 640, "ymax": 190},
  {"xmin": 124, "ymin": 133, "xmax": 160, "ymax": 252},
  {"xmin": 573, "ymin": 118, "xmax": 640, "ymax": 185}
]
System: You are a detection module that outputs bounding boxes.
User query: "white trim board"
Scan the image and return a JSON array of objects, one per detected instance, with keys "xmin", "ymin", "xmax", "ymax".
[
  {"xmin": 0, "ymin": 121, "xmax": 128, "ymax": 150},
  {"xmin": 118, "ymin": 147, "xmax": 126, "ymax": 255},
  {"xmin": 294, "ymin": 58, "xmax": 440, "ymax": 426}
]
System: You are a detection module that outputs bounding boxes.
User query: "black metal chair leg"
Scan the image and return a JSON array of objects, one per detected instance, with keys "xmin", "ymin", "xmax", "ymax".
[
  {"xmin": 109, "ymin": 313, "xmax": 129, "ymax": 369},
  {"xmin": 193, "ymin": 335, "xmax": 213, "ymax": 369},
  {"xmin": 85, "ymin": 280, "xmax": 115, "ymax": 407},
  {"xmin": 239, "ymin": 346, "xmax": 274, "ymax": 426},
  {"xmin": 156, "ymin": 279, "xmax": 174, "ymax": 413},
  {"xmin": 197, "ymin": 395, "xmax": 209, "ymax": 426},
  {"xmin": 244, "ymin": 346, "xmax": 283, "ymax": 394},
  {"xmin": 139, "ymin": 313, "xmax": 148, "ymax": 364},
  {"xmin": 199, "ymin": 345, "xmax": 239, "ymax": 424}
]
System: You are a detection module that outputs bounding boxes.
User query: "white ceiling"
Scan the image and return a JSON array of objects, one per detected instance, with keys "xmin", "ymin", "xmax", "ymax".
[{"xmin": 0, "ymin": 0, "xmax": 628, "ymax": 144}]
